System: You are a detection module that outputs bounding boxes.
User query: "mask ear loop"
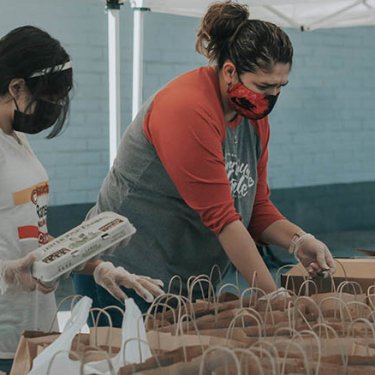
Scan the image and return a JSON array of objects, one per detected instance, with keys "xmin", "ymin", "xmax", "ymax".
[
  {"xmin": 7, "ymin": 96, "xmax": 18, "ymax": 139},
  {"xmin": 12, "ymin": 98, "xmax": 20, "ymax": 111},
  {"xmin": 12, "ymin": 88, "xmax": 35, "ymax": 115}
]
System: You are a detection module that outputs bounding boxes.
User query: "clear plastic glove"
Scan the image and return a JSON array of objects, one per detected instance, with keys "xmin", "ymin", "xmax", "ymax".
[
  {"xmin": 291, "ymin": 233, "xmax": 336, "ymax": 278},
  {"xmin": 93, "ymin": 261, "xmax": 165, "ymax": 303},
  {"xmin": 258, "ymin": 287, "xmax": 291, "ymax": 302},
  {"xmin": 0, "ymin": 253, "xmax": 55, "ymax": 294}
]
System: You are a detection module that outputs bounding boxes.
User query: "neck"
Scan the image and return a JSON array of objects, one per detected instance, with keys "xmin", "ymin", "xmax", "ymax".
[{"xmin": 0, "ymin": 97, "xmax": 14, "ymax": 135}]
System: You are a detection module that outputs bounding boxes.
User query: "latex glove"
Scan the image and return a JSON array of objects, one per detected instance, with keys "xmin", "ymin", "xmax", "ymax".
[
  {"xmin": 0, "ymin": 254, "xmax": 55, "ymax": 294},
  {"xmin": 258, "ymin": 287, "xmax": 290, "ymax": 302},
  {"xmin": 93, "ymin": 261, "xmax": 165, "ymax": 303},
  {"xmin": 290, "ymin": 232, "xmax": 336, "ymax": 278}
]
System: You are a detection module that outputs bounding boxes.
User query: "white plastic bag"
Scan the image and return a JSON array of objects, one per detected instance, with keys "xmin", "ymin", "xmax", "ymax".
[
  {"xmin": 27, "ymin": 297, "xmax": 152, "ymax": 375},
  {"xmin": 83, "ymin": 298, "xmax": 152, "ymax": 374}
]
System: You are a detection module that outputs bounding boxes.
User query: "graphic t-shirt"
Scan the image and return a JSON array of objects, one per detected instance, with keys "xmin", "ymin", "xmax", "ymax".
[{"xmin": 0, "ymin": 129, "xmax": 57, "ymax": 358}]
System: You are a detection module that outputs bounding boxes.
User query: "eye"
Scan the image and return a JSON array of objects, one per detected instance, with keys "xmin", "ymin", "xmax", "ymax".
[{"xmin": 256, "ymin": 84, "xmax": 270, "ymax": 91}]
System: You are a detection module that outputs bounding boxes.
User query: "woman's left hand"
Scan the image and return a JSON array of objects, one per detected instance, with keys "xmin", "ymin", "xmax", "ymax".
[{"xmin": 293, "ymin": 234, "xmax": 336, "ymax": 278}]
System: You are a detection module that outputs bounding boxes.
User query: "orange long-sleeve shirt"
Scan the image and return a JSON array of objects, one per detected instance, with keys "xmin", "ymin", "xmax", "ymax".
[{"xmin": 143, "ymin": 66, "xmax": 284, "ymax": 240}]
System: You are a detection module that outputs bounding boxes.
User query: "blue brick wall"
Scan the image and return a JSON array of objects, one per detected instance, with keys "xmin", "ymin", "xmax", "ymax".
[
  {"xmin": 269, "ymin": 28, "xmax": 375, "ymax": 189},
  {"xmin": 1, "ymin": 1, "xmax": 375, "ymax": 206}
]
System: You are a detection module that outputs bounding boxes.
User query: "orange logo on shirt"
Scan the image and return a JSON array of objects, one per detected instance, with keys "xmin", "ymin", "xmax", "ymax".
[
  {"xmin": 13, "ymin": 181, "xmax": 49, "ymax": 206},
  {"xmin": 13, "ymin": 181, "xmax": 49, "ymax": 244}
]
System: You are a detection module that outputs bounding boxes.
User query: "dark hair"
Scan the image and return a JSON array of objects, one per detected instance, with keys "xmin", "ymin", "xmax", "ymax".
[
  {"xmin": 0, "ymin": 26, "xmax": 73, "ymax": 138},
  {"xmin": 196, "ymin": 1, "xmax": 293, "ymax": 74}
]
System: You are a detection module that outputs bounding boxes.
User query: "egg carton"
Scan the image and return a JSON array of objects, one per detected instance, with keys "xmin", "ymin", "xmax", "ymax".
[{"xmin": 32, "ymin": 211, "xmax": 136, "ymax": 285}]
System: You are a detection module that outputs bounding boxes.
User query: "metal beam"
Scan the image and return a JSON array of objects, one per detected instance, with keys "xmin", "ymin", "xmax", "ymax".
[{"xmin": 106, "ymin": 0, "xmax": 124, "ymax": 167}]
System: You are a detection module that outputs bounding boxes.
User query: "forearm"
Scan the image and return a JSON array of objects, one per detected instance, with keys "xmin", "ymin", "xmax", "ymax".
[
  {"xmin": 259, "ymin": 219, "xmax": 303, "ymax": 250},
  {"xmin": 218, "ymin": 220, "xmax": 276, "ymax": 293},
  {"xmin": 260, "ymin": 220, "xmax": 335, "ymax": 277},
  {"xmin": 76, "ymin": 258, "xmax": 102, "ymax": 275}
]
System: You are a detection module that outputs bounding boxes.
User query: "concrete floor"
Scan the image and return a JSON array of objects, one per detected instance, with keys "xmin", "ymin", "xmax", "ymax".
[{"xmin": 55, "ymin": 230, "xmax": 375, "ymax": 307}]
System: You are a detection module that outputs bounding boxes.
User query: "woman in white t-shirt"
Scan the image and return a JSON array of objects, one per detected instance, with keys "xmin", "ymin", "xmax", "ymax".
[
  {"xmin": 0, "ymin": 26, "xmax": 73, "ymax": 374},
  {"xmin": 0, "ymin": 26, "xmax": 164, "ymax": 374}
]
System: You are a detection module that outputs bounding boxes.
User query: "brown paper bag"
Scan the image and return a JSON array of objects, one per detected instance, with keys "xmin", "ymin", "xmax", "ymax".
[
  {"xmin": 89, "ymin": 326, "xmax": 122, "ymax": 355},
  {"xmin": 351, "ymin": 341, "xmax": 375, "ymax": 357},
  {"xmin": 10, "ymin": 330, "xmax": 99, "ymax": 375},
  {"xmin": 119, "ymin": 345, "xmax": 204, "ymax": 374},
  {"xmin": 198, "ymin": 327, "xmax": 249, "ymax": 341},
  {"xmin": 159, "ymin": 307, "xmax": 267, "ymax": 334},
  {"xmin": 89, "ymin": 326, "xmax": 243, "ymax": 361},
  {"xmin": 150, "ymin": 295, "xmax": 255, "ymax": 326},
  {"xmin": 10, "ymin": 331, "xmax": 60, "ymax": 375},
  {"xmin": 120, "ymin": 344, "xmax": 256, "ymax": 375},
  {"xmin": 147, "ymin": 330, "xmax": 246, "ymax": 351},
  {"xmin": 310, "ymin": 292, "xmax": 367, "ymax": 314}
]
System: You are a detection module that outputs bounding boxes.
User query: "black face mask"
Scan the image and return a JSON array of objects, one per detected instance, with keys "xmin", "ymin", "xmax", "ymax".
[{"xmin": 12, "ymin": 100, "xmax": 62, "ymax": 134}]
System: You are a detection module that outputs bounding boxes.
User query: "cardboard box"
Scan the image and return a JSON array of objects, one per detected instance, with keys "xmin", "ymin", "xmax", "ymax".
[{"xmin": 280, "ymin": 258, "xmax": 375, "ymax": 295}]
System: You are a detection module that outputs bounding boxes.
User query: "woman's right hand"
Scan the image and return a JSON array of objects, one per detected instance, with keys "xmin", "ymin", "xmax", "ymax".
[
  {"xmin": 0, "ymin": 253, "xmax": 55, "ymax": 294},
  {"xmin": 93, "ymin": 261, "xmax": 165, "ymax": 304}
]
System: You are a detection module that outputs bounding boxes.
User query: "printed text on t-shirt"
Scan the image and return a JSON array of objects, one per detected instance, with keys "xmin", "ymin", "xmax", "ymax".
[{"xmin": 225, "ymin": 153, "xmax": 255, "ymax": 198}]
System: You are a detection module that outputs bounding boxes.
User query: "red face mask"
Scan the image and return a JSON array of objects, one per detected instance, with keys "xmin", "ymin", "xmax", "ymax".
[{"xmin": 228, "ymin": 82, "xmax": 279, "ymax": 120}]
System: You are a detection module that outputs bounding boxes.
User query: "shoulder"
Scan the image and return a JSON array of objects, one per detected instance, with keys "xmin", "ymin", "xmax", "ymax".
[
  {"xmin": 16, "ymin": 132, "xmax": 37, "ymax": 156},
  {"xmin": 0, "ymin": 131, "xmax": 30, "ymax": 163},
  {"xmin": 145, "ymin": 67, "xmax": 226, "ymax": 140},
  {"xmin": 153, "ymin": 67, "xmax": 222, "ymax": 117}
]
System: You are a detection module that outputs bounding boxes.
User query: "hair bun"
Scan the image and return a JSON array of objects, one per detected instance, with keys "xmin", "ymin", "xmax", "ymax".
[{"xmin": 196, "ymin": 1, "xmax": 249, "ymax": 60}]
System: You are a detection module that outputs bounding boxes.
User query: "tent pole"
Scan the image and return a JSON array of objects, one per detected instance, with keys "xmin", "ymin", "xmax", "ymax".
[
  {"xmin": 107, "ymin": 0, "xmax": 123, "ymax": 168},
  {"xmin": 132, "ymin": 7, "xmax": 149, "ymax": 120}
]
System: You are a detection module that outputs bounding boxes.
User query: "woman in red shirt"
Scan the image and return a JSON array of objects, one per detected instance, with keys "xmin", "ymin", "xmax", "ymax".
[{"xmin": 80, "ymin": 0, "xmax": 336, "ymax": 325}]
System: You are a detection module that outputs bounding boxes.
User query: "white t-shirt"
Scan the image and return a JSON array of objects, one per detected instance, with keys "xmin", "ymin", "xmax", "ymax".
[{"xmin": 0, "ymin": 129, "xmax": 57, "ymax": 358}]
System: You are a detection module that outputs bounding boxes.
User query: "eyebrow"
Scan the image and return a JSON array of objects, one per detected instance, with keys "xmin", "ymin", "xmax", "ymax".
[{"xmin": 257, "ymin": 81, "xmax": 289, "ymax": 87}]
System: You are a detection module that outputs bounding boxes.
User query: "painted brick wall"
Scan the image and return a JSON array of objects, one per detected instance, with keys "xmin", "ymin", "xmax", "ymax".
[
  {"xmin": 0, "ymin": 0, "xmax": 113, "ymax": 205},
  {"xmin": 269, "ymin": 28, "xmax": 375, "ymax": 188},
  {"xmin": 1, "ymin": 1, "xmax": 375, "ymax": 206}
]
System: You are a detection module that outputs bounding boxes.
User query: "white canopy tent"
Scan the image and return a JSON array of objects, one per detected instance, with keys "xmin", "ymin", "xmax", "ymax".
[
  {"xmin": 131, "ymin": 0, "xmax": 375, "ymax": 30},
  {"xmin": 105, "ymin": 0, "xmax": 375, "ymax": 165}
]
